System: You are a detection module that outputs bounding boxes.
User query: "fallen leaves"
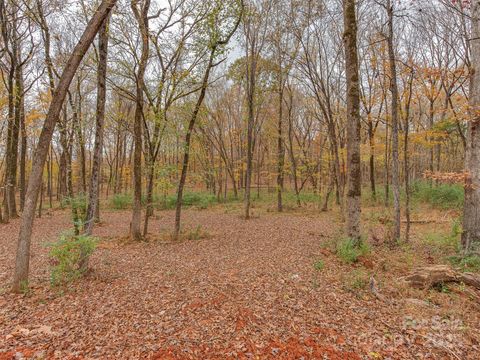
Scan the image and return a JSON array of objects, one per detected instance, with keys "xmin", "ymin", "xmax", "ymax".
[{"xmin": 0, "ymin": 208, "xmax": 479, "ymax": 359}]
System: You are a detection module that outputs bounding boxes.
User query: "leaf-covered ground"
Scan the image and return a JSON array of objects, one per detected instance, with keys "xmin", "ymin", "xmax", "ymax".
[{"xmin": 1, "ymin": 206, "xmax": 479, "ymax": 359}]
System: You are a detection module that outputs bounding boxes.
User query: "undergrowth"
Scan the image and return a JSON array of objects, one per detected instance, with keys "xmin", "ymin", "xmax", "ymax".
[
  {"xmin": 336, "ymin": 237, "xmax": 370, "ymax": 264},
  {"xmin": 342, "ymin": 269, "xmax": 369, "ymax": 293},
  {"xmin": 48, "ymin": 232, "xmax": 97, "ymax": 287},
  {"xmin": 313, "ymin": 259, "xmax": 325, "ymax": 271},
  {"xmin": 184, "ymin": 225, "xmax": 211, "ymax": 240},
  {"xmin": 448, "ymin": 255, "xmax": 480, "ymax": 273},
  {"xmin": 410, "ymin": 181, "xmax": 464, "ymax": 209}
]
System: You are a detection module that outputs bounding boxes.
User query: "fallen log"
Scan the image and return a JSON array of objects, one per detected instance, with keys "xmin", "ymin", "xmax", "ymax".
[
  {"xmin": 403, "ymin": 265, "xmax": 480, "ymax": 290},
  {"xmin": 401, "ymin": 219, "xmax": 449, "ymax": 224}
]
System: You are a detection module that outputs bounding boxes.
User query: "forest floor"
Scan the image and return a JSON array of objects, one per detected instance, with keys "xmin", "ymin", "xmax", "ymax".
[{"xmin": 1, "ymin": 201, "xmax": 480, "ymax": 359}]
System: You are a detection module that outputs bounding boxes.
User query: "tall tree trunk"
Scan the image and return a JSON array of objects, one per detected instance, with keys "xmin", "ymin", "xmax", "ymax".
[
  {"xmin": 386, "ymin": 0, "xmax": 401, "ymax": 242},
  {"xmin": 287, "ymin": 93, "xmax": 300, "ymax": 207},
  {"xmin": 174, "ymin": 48, "xmax": 217, "ymax": 237},
  {"xmin": 343, "ymin": 0, "xmax": 361, "ymax": 243},
  {"xmin": 85, "ymin": 17, "xmax": 109, "ymax": 236},
  {"xmin": 69, "ymin": 93, "xmax": 87, "ymax": 193},
  {"xmin": 11, "ymin": 0, "xmax": 117, "ymax": 293},
  {"xmin": 367, "ymin": 115, "xmax": 376, "ymax": 200},
  {"xmin": 276, "ymin": 77, "xmax": 284, "ymax": 212},
  {"xmin": 130, "ymin": 0, "xmax": 150, "ymax": 241},
  {"xmin": 19, "ymin": 54, "xmax": 26, "ymax": 212},
  {"xmin": 403, "ymin": 71, "xmax": 414, "ymax": 242},
  {"xmin": 462, "ymin": 2, "xmax": 480, "ymax": 253},
  {"xmin": 244, "ymin": 46, "xmax": 256, "ymax": 220}
]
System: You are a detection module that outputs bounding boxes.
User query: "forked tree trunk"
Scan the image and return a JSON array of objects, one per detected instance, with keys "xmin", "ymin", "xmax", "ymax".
[
  {"xmin": 12, "ymin": 0, "xmax": 117, "ymax": 293},
  {"xmin": 462, "ymin": 2, "xmax": 480, "ymax": 253},
  {"xmin": 85, "ymin": 17, "xmax": 109, "ymax": 236},
  {"xmin": 343, "ymin": 0, "xmax": 362, "ymax": 243},
  {"xmin": 130, "ymin": 0, "xmax": 150, "ymax": 241}
]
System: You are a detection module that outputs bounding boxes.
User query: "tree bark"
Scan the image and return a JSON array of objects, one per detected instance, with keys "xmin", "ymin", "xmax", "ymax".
[
  {"xmin": 85, "ymin": 16, "xmax": 110, "ymax": 236},
  {"xmin": 11, "ymin": 0, "xmax": 117, "ymax": 293},
  {"xmin": 386, "ymin": 0, "xmax": 401, "ymax": 242},
  {"xmin": 130, "ymin": 0, "xmax": 150, "ymax": 241},
  {"xmin": 244, "ymin": 39, "xmax": 256, "ymax": 220},
  {"xmin": 174, "ymin": 47, "xmax": 218, "ymax": 237},
  {"xmin": 276, "ymin": 81, "xmax": 284, "ymax": 212},
  {"xmin": 462, "ymin": 1, "xmax": 480, "ymax": 253},
  {"xmin": 343, "ymin": 0, "xmax": 362, "ymax": 242}
]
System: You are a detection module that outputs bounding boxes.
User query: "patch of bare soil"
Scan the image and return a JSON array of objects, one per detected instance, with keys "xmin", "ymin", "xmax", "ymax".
[{"xmin": 1, "ymin": 207, "xmax": 479, "ymax": 359}]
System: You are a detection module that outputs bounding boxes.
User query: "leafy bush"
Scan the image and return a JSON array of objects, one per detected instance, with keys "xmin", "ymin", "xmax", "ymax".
[
  {"xmin": 411, "ymin": 181, "xmax": 464, "ymax": 209},
  {"xmin": 110, "ymin": 193, "xmax": 132, "ymax": 210},
  {"xmin": 60, "ymin": 194, "xmax": 87, "ymax": 215},
  {"xmin": 48, "ymin": 232, "xmax": 97, "ymax": 286},
  {"xmin": 336, "ymin": 237, "xmax": 370, "ymax": 264}
]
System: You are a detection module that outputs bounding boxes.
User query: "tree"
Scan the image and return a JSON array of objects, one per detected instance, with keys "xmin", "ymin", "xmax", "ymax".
[
  {"xmin": 130, "ymin": 0, "xmax": 150, "ymax": 241},
  {"xmin": 12, "ymin": 0, "xmax": 117, "ymax": 293},
  {"xmin": 174, "ymin": 0, "xmax": 243, "ymax": 237},
  {"xmin": 343, "ymin": 0, "xmax": 361, "ymax": 242},
  {"xmin": 462, "ymin": 1, "xmax": 480, "ymax": 253},
  {"xmin": 385, "ymin": 0, "xmax": 401, "ymax": 242},
  {"xmin": 242, "ymin": 0, "xmax": 272, "ymax": 219},
  {"xmin": 85, "ymin": 16, "xmax": 110, "ymax": 236}
]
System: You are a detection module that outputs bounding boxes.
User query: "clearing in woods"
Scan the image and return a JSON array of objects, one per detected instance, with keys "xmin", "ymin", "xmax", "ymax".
[{"xmin": 1, "ymin": 205, "xmax": 479, "ymax": 359}]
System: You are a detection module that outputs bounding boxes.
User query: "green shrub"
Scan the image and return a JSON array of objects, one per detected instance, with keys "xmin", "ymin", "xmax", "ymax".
[
  {"xmin": 60, "ymin": 194, "xmax": 87, "ymax": 214},
  {"xmin": 411, "ymin": 181, "xmax": 464, "ymax": 209},
  {"xmin": 424, "ymin": 232, "xmax": 458, "ymax": 252},
  {"xmin": 424, "ymin": 218, "xmax": 462, "ymax": 254},
  {"xmin": 336, "ymin": 237, "xmax": 370, "ymax": 264},
  {"xmin": 448, "ymin": 255, "xmax": 480, "ymax": 273},
  {"xmin": 48, "ymin": 232, "xmax": 97, "ymax": 286},
  {"xmin": 155, "ymin": 192, "xmax": 218, "ymax": 210},
  {"xmin": 110, "ymin": 193, "xmax": 132, "ymax": 209}
]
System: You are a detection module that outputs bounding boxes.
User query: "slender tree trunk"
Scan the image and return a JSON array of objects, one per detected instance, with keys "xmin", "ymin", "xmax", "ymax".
[
  {"xmin": 69, "ymin": 93, "xmax": 87, "ymax": 193},
  {"xmin": 11, "ymin": 0, "xmax": 117, "ymax": 293},
  {"xmin": 143, "ymin": 164, "xmax": 155, "ymax": 236},
  {"xmin": 244, "ymin": 48, "xmax": 256, "ymax": 220},
  {"xmin": 85, "ymin": 17, "xmax": 109, "ymax": 236},
  {"xmin": 174, "ymin": 48, "xmax": 217, "ymax": 237},
  {"xmin": 367, "ymin": 116, "xmax": 376, "ymax": 200},
  {"xmin": 384, "ymin": 112, "xmax": 390, "ymax": 207},
  {"xmin": 386, "ymin": 0, "xmax": 401, "ymax": 242},
  {"xmin": 429, "ymin": 100, "xmax": 435, "ymax": 187},
  {"xmin": 287, "ymin": 98, "xmax": 300, "ymax": 207},
  {"xmin": 321, "ymin": 157, "xmax": 335, "ymax": 212},
  {"xmin": 462, "ymin": 1, "xmax": 480, "ymax": 253},
  {"xmin": 404, "ymin": 75, "xmax": 413, "ymax": 243},
  {"xmin": 343, "ymin": 0, "xmax": 362, "ymax": 242},
  {"xmin": 130, "ymin": 0, "xmax": 150, "ymax": 241},
  {"xmin": 277, "ymin": 80, "xmax": 284, "ymax": 212},
  {"xmin": 19, "ymin": 86, "xmax": 27, "ymax": 211}
]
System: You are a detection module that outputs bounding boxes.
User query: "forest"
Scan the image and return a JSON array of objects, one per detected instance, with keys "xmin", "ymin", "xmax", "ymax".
[{"xmin": 1, "ymin": 0, "xmax": 480, "ymax": 358}]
